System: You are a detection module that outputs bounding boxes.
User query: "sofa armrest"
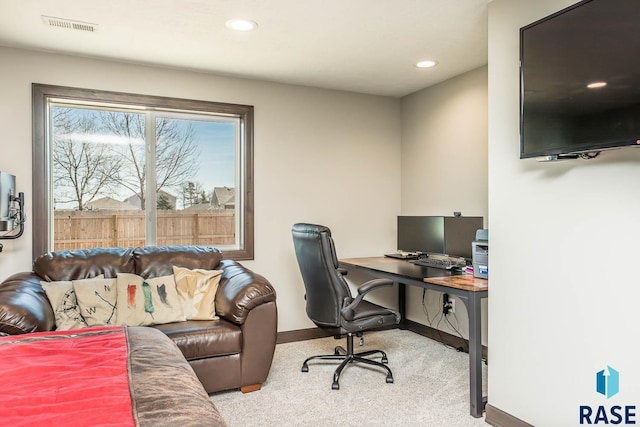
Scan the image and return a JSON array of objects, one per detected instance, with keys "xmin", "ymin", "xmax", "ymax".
[
  {"xmin": 215, "ymin": 260, "xmax": 276, "ymax": 325},
  {"xmin": 240, "ymin": 300, "xmax": 277, "ymax": 390},
  {"xmin": 0, "ymin": 272, "xmax": 55, "ymax": 335}
]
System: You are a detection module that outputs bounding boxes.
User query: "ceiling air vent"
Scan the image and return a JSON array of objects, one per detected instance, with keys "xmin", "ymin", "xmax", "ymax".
[{"xmin": 41, "ymin": 15, "xmax": 98, "ymax": 32}]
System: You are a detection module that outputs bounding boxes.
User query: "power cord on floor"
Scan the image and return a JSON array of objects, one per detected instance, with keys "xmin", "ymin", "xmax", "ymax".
[
  {"xmin": 422, "ymin": 289, "xmax": 464, "ymax": 353},
  {"xmin": 421, "ymin": 288, "xmax": 432, "ymax": 325},
  {"xmin": 423, "ymin": 290, "xmax": 487, "ymax": 365},
  {"xmin": 442, "ymin": 300, "xmax": 467, "ymax": 353}
]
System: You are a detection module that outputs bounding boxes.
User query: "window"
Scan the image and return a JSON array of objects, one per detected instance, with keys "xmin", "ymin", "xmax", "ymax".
[{"xmin": 32, "ymin": 84, "xmax": 253, "ymax": 260}]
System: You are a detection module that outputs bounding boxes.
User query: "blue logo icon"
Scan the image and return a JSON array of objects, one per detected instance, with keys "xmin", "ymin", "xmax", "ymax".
[{"xmin": 596, "ymin": 366, "xmax": 619, "ymax": 399}]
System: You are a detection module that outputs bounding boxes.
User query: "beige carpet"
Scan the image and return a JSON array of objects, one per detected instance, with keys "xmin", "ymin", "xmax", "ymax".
[{"xmin": 211, "ymin": 329, "xmax": 488, "ymax": 427}]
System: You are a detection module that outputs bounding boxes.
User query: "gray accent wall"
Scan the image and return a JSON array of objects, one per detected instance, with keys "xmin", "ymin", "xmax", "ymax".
[
  {"xmin": 400, "ymin": 66, "xmax": 488, "ymax": 345},
  {"xmin": 0, "ymin": 45, "xmax": 402, "ymax": 333}
]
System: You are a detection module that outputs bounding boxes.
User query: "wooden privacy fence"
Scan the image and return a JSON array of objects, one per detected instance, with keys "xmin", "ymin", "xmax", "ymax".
[{"xmin": 53, "ymin": 209, "xmax": 235, "ymax": 251}]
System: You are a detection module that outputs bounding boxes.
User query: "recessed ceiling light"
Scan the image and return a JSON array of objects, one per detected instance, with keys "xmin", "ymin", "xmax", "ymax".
[
  {"xmin": 225, "ymin": 19, "xmax": 258, "ymax": 32},
  {"xmin": 587, "ymin": 81, "xmax": 607, "ymax": 89},
  {"xmin": 416, "ymin": 60, "xmax": 438, "ymax": 69}
]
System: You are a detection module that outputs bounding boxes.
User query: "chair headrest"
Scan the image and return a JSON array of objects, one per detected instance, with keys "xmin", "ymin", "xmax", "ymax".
[{"xmin": 292, "ymin": 223, "xmax": 331, "ymax": 237}]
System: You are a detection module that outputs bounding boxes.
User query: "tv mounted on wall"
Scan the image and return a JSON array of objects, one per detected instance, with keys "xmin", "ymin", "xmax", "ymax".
[{"xmin": 520, "ymin": 0, "xmax": 640, "ymax": 160}]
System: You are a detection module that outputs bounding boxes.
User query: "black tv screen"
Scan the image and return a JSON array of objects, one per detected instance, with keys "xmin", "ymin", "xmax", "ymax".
[{"xmin": 520, "ymin": 0, "xmax": 640, "ymax": 159}]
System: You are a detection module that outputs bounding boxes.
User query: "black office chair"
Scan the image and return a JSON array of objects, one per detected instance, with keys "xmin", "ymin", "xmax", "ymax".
[{"xmin": 291, "ymin": 223, "xmax": 401, "ymax": 389}]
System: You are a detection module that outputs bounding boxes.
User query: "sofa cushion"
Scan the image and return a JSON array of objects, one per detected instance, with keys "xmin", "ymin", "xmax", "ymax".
[
  {"xmin": 173, "ymin": 266, "xmax": 222, "ymax": 321},
  {"xmin": 115, "ymin": 273, "xmax": 185, "ymax": 326},
  {"xmin": 34, "ymin": 248, "xmax": 135, "ymax": 281},
  {"xmin": 73, "ymin": 277, "xmax": 118, "ymax": 326},
  {"xmin": 152, "ymin": 319, "xmax": 241, "ymax": 361},
  {"xmin": 40, "ymin": 280, "xmax": 87, "ymax": 330},
  {"xmin": 133, "ymin": 246, "xmax": 223, "ymax": 279}
]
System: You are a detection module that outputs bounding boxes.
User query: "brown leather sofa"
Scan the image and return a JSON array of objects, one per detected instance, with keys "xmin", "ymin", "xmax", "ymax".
[{"xmin": 0, "ymin": 245, "xmax": 277, "ymax": 394}]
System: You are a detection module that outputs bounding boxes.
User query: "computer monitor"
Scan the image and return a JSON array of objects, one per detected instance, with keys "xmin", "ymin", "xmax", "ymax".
[{"xmin": 397, "ymin": 216, "xmax": 483, "ymax": 259}]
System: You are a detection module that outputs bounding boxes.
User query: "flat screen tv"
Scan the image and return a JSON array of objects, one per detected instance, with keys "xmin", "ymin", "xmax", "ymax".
[{"xmin": 520, "ymin": 0, "xmax": 640, "ymax": 159}]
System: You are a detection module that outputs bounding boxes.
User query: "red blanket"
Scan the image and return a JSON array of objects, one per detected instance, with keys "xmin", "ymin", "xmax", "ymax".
[{"xmin": 0, "ymin": 326, "xmax": 134, "ymax": 427}]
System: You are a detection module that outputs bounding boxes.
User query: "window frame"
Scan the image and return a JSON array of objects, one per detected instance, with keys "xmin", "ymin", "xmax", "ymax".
[{"xmin": 32, "ymin": 83, "xmax": 254, "ymax": 261}]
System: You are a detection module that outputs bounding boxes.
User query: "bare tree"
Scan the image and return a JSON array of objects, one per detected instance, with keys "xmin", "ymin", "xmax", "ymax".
[
  {"xmin": 52, "ymin": 108, "xmax": 122, "ymax": 210},
  {"xmin": 102, "ymin": 113, "xmax": 200, "ymax": 209}
]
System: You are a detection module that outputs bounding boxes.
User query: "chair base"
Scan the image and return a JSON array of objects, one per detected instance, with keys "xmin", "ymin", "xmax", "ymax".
[{"xmin": 301, "ymin": 332, "xmax": 394, "ymax": 390}]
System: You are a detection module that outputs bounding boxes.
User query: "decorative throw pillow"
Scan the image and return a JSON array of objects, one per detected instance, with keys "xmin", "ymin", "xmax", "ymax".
[
  {"xmin": 115, "ymin": 273, "xmax": 186, "ymax": 326},
  {"xmin": 40, "ymin": 280, "xmax": 88, "ymax": 330},
  {"xmin": 172, "ymin": 266, "xmax": 223, "ymax": 320},
  {"xmin": 73, "ymin": 276, "xmax": 118, "ymax": 326}
]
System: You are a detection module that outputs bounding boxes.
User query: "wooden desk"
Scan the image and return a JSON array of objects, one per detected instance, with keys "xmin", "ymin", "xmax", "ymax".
[{"xmin": 339, "ymin": 257, "xmax": 488, "ymax": 418}]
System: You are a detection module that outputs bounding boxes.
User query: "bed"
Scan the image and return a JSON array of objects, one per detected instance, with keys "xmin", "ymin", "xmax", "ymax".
[{"xmin": 0, "ymin": 326, "xmax": 227, "ymax": 427}]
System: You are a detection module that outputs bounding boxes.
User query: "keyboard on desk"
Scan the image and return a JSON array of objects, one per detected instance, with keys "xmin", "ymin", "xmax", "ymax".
[{"xmin": 410, "ymin": 253, "xmax": 467, "ymax": 270}]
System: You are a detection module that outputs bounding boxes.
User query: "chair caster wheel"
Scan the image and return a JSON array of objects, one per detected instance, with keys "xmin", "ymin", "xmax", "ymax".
[
  {"xmin": 332, "ymin": 382, "xmax": 340, "ymax": 390},
  {"xmin": 381, "ymin": 356, "xmax": 388, "ymax": 364},
  {"xmin": 301, "ymin": 364, "xmax": 309, "ymax": 373},
  {"xmin": 386, "ymin": 375, "xmax": 394, "ymax": 384}
]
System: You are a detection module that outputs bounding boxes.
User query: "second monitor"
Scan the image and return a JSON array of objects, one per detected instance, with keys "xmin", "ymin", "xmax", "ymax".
[{"xmin": 397, "ymin": 215, "xmax": 483, "ymax": 260}]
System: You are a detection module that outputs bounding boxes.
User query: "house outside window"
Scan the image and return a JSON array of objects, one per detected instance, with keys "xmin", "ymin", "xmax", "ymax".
[{"xmin": 32, "ymin": 84, "xmax": 254, "ymax": 260}]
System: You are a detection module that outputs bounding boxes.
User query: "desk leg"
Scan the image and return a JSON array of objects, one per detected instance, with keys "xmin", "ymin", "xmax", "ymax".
[
  {"xmin": 398, "ymin": 282, "xmax": 406, "ymax": 329},
  {"xmin": 466, "ymin": 292, "xmax": 485, "ymax": 418}
]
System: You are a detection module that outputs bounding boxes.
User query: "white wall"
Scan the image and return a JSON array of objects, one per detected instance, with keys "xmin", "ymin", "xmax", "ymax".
[
  {"xmin": 400, "ymin": 67, "xmax": 488, "ymax": 344},
  {"xmin": 488, "ymin": 1, "xmax": 640, "ymax": 425},
  {"xmin": 0, "ymin": 46, "xmax": 402, "ymax": 332}
]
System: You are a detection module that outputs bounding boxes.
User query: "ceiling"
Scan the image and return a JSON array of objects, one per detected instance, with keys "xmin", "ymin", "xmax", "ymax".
[{"xmin": 0, "ymin": 0, "xmax": 489, "ymax": 98}]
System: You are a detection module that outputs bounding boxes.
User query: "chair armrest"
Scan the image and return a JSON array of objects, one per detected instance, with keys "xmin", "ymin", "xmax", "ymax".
[
  {"xmin": 340, "ymin": 278, "xmax": 394, "ymax": 321},
  {"xmin": 0, "ymin": 272, "xmax": 55, "ymax": 335},
  {"xmin": 215, "ymin": 260, "xmax": 277, "ymax": 325},
  {"xmin": 356, "ymin": 278, "xmax": 393, "ymax": 295}
]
